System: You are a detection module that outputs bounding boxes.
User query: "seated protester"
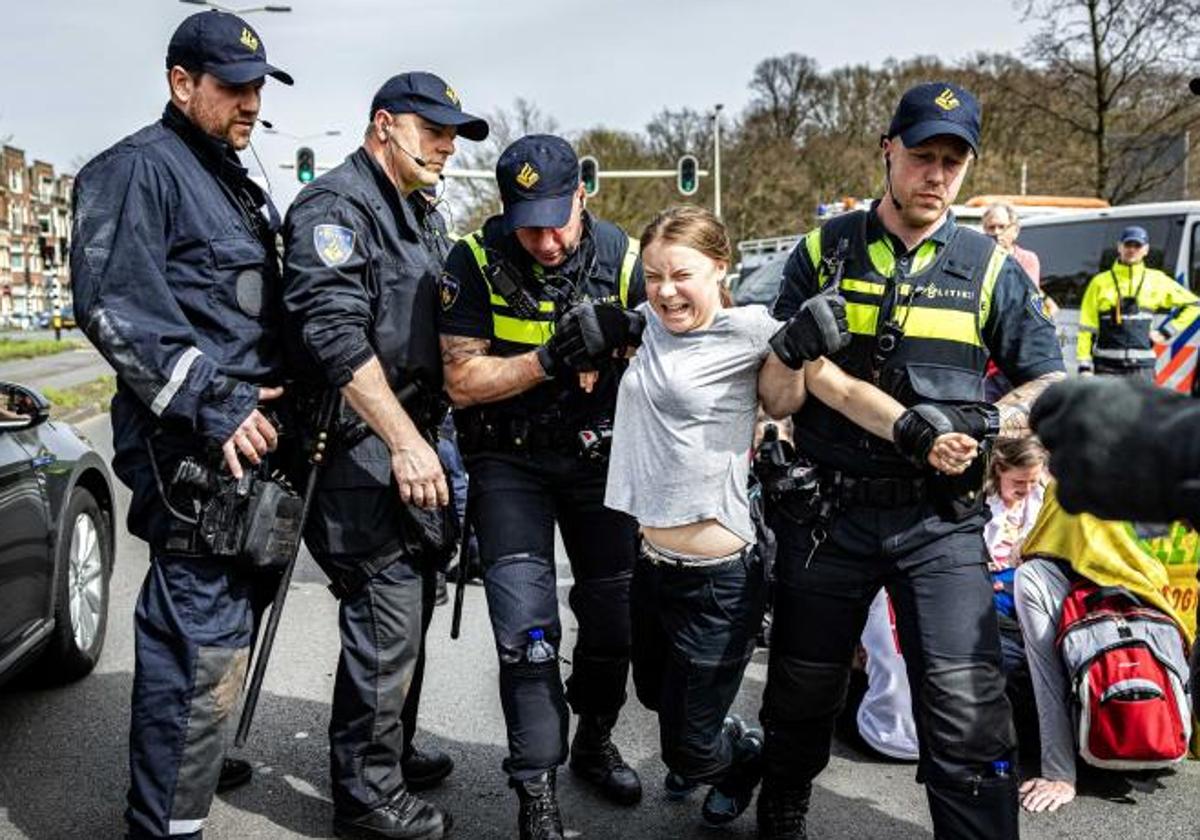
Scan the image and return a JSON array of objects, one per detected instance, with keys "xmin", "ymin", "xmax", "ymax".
[
  {"xmin": 584, "ymin": 205, "xmax": 978, "ymax": 827},
  {"xmin": 985, "ymin": 436, "xmax": 1048, "ymax": 673},
  {"xmin": 1014, "ymin": 486, "xmax": 1194, "ymax": 814}
]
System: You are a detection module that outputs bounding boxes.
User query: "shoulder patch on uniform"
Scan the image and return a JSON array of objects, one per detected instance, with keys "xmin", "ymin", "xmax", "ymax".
[
  {"xmin": 313, "ymin": 224, "xmax": 356, "ymax": 268},
  {"xmin": 1029, "ymin": 290, "xmax": 1054, "ymax": 323},
  {"xmin": 440, "ymin": 273, "xmax": 460, "ymax": 310}
]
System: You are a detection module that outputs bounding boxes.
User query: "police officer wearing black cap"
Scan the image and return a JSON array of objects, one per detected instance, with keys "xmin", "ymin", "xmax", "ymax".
[
  {"xmin": 281, "ymin": 72, "xmax": 488, "ymax": 840},
  {"xmin": 438, "ymin": 134, "xmax": 644, "ymax": 840},
  {"xmin": 70, "ymin": 10, "xmax": 291, "ymax": 839},
  {"xmin": 757, "ymin": 82, "xmax": 1066, "ymax": 840}
]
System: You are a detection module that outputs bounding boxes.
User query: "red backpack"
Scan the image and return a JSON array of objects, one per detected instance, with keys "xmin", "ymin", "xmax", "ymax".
[{"xmin": 1056, "ymin": 582, "xmax": 1192, "ymax": 770}]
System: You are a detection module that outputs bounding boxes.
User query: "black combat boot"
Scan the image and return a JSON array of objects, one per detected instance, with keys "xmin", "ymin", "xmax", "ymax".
[
  {"xmin": 569, "ymin": 713, "xmax": 643, "ymax": 805},
  {"xmin": 402, "ymin": 744, "xmax": 454, "ymax": 792},
  {"xmin": 333, "ymin": 789, "xmax": 451, "ymax": 840},
  {"xmin": 756, "ymin": 778, "xmax": 811, "ymax": 840},
  {"xmin": 514, "ymin": 770, "xmax": 565, "ymax": 840}
]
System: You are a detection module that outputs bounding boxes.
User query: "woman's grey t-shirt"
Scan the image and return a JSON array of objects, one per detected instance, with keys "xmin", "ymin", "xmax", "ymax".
[{"xmin": 605, "ymin": 303, "xmax": 780, "ymax": 544}]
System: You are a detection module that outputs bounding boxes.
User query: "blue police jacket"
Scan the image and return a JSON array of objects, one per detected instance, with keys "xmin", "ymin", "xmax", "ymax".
[{"xmin": 70, "ymin": 104, "xmax": 285, "ymax": 538}]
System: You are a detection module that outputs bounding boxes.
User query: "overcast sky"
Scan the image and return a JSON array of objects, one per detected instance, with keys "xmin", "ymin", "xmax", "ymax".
[{"xmin": 3, "ymin": 0, "xmax": 1035, "ymax": 208}]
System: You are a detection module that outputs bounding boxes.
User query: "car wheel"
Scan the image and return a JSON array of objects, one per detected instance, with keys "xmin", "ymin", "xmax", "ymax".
[{"xmin": 37, "ymin": 487, "xmax": 111, "ymax": 683}]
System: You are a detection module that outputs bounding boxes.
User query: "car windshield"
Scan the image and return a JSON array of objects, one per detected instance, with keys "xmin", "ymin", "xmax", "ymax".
[
  {"xmin": 1017, "ymin": 215, "xmax": 1185, "ymax": 308},
  {"xmin": 732, "ymin": 257, "xmax": 788, "ymax": 307}
]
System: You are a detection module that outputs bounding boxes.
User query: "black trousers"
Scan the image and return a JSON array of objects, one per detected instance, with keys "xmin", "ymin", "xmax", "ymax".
[
  {"xmin": 467, "ymin": 450, "xmax": 637, "ymax": 781},
  {"xmin": 631, "ymin": 546, "xmax": 766, "ymax": 784},
  {"xmin": 761, "ymin": 502, "xmax": 1019, "ymax": 840}
]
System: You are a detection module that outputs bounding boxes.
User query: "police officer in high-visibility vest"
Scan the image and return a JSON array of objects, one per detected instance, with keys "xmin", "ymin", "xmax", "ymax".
[
  {"xmin": 438, "ymin": 134, "xmax": 644, "ymax": 840},
  {"xmin": 1076, "ymin": 225, "xmax": 1198, "ymax": 379},
  {"xmin": 758, "ymin": 83, "xmax": 1066, "ymax": 840}
]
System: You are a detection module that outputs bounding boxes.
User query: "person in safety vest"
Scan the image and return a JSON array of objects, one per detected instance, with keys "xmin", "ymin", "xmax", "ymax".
[
  {"xmin": 70, "ymin": 11, "xmax": 292, "ymax": 838},
  {"xmin": 757, "ymin": 82, "xmax": 1066, "ymax": 840},
  {"xmin": 1076, "ymin": 225, "xmax": 1198, "ymax": 379},
  {"xmin": 437, "ymin": 134, "xmax": 644, "ymax": 840},
  {"xmin": 282, "ymin": 71, "xmax": 488, "ymax": 840}
]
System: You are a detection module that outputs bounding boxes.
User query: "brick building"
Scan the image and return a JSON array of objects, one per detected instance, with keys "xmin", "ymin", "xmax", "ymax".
[{"xmin": 0, "ymin": 145, "xmax": 73, "ymax": 328}]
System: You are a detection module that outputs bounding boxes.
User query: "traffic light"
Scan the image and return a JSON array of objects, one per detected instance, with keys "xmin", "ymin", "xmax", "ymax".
[
  {"xmin": 579, "ymin": 156, "xmax": 599, "ymax": 197},
  {"xmin": 677, "ymin": 154, "xmax": 699, "ymax": 196},
  {"xmin": 296, "ymin": 146, "xmax": 315, "ymax": 184}
]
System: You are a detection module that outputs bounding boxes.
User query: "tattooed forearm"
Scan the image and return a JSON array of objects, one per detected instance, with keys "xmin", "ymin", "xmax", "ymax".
[
  {"xmin": 440, "ymin": 334, "xmax": 547, "ymax": 407},
  {"xmin": 995, "ymin": 371, "xmax": 1065, "ymax": 438}
]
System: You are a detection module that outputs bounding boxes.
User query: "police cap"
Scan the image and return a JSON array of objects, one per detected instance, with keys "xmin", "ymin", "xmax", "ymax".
[
  {"xmin": 886, "ymin": 82, "xmax": 980, "ymax": 156},
  {"xmin": 1119, "ymin": 225, "xmax": 1150, "ymax": 245},
  {"xmin": 370, "ymin": 73, "xmax": 489, "ymax": 142},
  {"xmin": 496, "ymin": 134, "xmax": 580, "ymax": 233},
  {"xmin": 167, "ymin": 11, "xmax": 293, "ymax": 86}
]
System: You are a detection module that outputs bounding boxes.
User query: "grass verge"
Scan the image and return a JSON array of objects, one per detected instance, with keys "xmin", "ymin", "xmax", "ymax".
[
  {"xmin": 41, "ymin": 375, "xmax": 116, "ymax": 419},
  {"xmin": 0, "ymin": 337, "xmax": 82, "ymax": 362}
]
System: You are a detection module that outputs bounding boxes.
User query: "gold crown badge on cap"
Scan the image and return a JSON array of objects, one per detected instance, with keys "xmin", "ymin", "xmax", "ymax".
[
  {"xmin": 515, "ymin": 163, "xmax": 540, "ymax": 189},
  {"xmin": 934, "ymin": 88, "xmax": 960, "ymax": 111},
  {"xmin": 444, "ymin": 86, "xmax": 460, "ymax": 106},
  {"xmin": 240, "ymin": 27, "xmax": 259, "ymax": 51}
]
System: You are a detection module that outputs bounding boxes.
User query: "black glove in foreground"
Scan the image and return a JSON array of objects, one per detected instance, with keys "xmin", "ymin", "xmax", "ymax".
[
  {"xmin": 1030, "ymin": 379, "xmax": 1200, "ymax": 524},
  {"xmin": 769, "ymin": 291, "xmax": 851, "ymax": 369}
]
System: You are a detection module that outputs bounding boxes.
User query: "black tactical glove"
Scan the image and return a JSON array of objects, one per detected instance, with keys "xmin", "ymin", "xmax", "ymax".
[
  {"xmin": 555, "ymin": 302, "xmax": 645, "ymax": 371},
  {"xmin": 1031, "ymin": 379, "xmax": 1200, "ymax": 524},
  {"xmin": 768, "ymin": 290, "xmax": 851, "ymax": 369},
  {"xmin": 893, "ymin": 403, "xmax": 999, "ymax": 468},
  {"xmin": 536, "ymin": 327, "xmax": 572, "ymax": 379}
]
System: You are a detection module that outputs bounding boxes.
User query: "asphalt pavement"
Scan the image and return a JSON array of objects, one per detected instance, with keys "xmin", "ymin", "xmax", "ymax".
[
  {"xmin": 0, "ymin": 414, "xmax": 1196, "ymax": 839},
  {"xmin": 0, "ymin": 330, "xmax": 111, "ymax": 393}
]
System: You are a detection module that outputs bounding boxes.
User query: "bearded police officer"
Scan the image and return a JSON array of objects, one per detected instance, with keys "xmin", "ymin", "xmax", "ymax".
[
  {"xmin": 281, "ymin": 72, "xmax": 487, "ymax": 840},
  {"xmin": 758, "ymin": 83, "xmax": 1065, "ymax": 840},
  {"xmin": 438, "ymin": 134, "xmax": 644, "ymax": 840},
  {"xmin": 70, "ymin": 11, "xmax": 291, "ymax": 839}
]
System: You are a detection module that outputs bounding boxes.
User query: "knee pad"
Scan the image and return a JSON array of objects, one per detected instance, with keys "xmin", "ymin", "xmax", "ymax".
[
  {"xmin": 484, "ymin": 553, "xmax": 562, "ymax": 665},
  {"xmin": 920, "ymin": 660, "xmax": 1016, "ymax": 768},
  {"xmin": 762, "ymin": 655, "xmax": 850, "ymax": 726}
]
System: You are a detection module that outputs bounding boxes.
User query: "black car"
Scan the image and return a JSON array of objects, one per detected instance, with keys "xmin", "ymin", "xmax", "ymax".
[
  {"xmin": 0, "ymin": 381, "xmax": 116, "ymax": 686},
  {"xmin": 731, "ymin": 255, "xmax": 789, "ymax": 307}
]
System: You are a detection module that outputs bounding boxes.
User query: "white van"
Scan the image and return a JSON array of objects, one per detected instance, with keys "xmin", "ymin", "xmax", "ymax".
[{"xmin": 1017, "ymin": 201, "xmax": 1200, "ymax": 377}]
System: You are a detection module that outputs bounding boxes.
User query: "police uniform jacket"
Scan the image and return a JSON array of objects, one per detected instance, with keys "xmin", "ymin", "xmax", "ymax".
[
  {"xmin": 1076, "ymin": 260, "xmax": 1198, "ymax": 369},
  {"xmin": 773, "ymin": 205, "xmax": 1063, "ymax": 480},
  {"xmin": 438, "ymin": 211, "xmax": 644, "ymax": 434},
  {"xmin": 70, "ymin": 103, "xmax": 285, "ymax": 541},
  {"xmin": 282, "ymin": 147, "xmax": 445, "ymax": 496}
]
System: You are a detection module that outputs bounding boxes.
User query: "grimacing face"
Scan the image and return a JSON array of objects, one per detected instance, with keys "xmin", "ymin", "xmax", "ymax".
[
  {"xmin": 514, "ymin": 187, "xmax": 586, "ymax": 268},
  {"xmin": 641, "ymin": 239, "xmax": 726, "ymax": 334}
]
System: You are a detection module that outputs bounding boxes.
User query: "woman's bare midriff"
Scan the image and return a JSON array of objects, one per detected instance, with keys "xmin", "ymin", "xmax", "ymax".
[{"xmin": 642, "ymin": 519, "xmax": 748, "ymax": 558}]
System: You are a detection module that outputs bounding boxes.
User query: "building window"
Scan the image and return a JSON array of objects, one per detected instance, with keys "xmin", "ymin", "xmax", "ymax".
[
  {"xmin": 8, "ymin": 169, "xmax": 23, "ymax": 193},
  {"xmin": 11, "ymin": 252, "xmax": 24, "ymax": 271}
]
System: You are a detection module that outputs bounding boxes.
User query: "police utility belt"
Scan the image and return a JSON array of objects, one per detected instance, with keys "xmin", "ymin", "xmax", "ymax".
[{"xmin": 457, "ymin": 410, "xmax": 614, "ymax": 463}]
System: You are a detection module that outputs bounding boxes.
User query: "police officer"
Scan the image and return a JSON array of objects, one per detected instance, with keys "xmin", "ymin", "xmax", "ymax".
[
  {"xmin": 759, "ymin": 82, "xmax": 1066, "ymax": 840},
  {"xmin": 281, "ymin": 72, "xmax": 487, "ymax": 839},
  {"xmin": 438, "ymin": 134, "xmax": 643, "ymax": 840},
  {"xmin": 1076, "ymin": 225, "xmax": 1198, "ymax": 379},
  {"xmin": 70, "ymin": 11, "xmax": 291, "ymax": 838}
]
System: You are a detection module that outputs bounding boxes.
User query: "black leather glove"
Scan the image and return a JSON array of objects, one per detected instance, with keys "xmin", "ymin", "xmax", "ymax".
[
  {"xmin": 768, "ymin": 290, "xmax": 851, "ymax": 369},
  {"xmin": 1031, "ymin": 379, "xmax": 1200, "ymax": 524},
  {"xmin": 893, "ymin": 403, "xmax": 999, "ymax": 468},
  {"xmin": 554, "ymin": 302, "xmax": 645, "ymax": 371},
  {"xmin": 536, "ymin": 327, "xmax": 572, "ymax": 378}
]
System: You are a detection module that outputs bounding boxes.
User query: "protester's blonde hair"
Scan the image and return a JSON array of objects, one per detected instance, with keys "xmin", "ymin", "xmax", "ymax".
[{"xmin": 640, "ymin": 205, "xmax": 733, "ymax": 307}]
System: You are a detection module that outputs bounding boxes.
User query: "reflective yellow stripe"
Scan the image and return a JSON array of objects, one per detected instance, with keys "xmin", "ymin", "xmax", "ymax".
[
  {"xmin": 804, "ymin": 228, "xmax": 823, "ymax": 285},
  {"xmin": 618, "ymin": 239, "xmax": 638, "ymax": 306},
  {"xmin": 464, "ymin": 230, "xmax": 487, "ymax": 268},
  {"xmin": 978, "ymin": 243, "xmax": 1005, "ymax": 331},
  {"xmin": 488, "ymin": 292, "xmax": 554, "ymax": 312},
  {"xmin": 842, "ymin": 278, "xmax": 886, "ymax": 296},
  {"xmin": 868, "ymin": 239, "xmax": 894, "ymax": 277},
  {"xmin": 493, "ymin": 314, "xmax": 554, "ymax": 345},
  {"xmin": 911, "ymin": 241, "xmax": 938, "ymax": 273},
  {"xmin": 845, "ymin": 301, "xmax": 880, "ymax": 335},
  {"xmin": 897, "ymin": 306, "xmax": 983, "ymax": 346}
]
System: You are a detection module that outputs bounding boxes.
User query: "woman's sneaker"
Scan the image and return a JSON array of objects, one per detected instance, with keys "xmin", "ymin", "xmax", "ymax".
[{"xmin": 701, "ymin": 715, "xmax": 764, "ymax": 826}]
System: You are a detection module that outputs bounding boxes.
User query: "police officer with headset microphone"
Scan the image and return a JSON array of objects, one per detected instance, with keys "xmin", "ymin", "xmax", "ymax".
[
  {"xmin": 758, "ymin": 82, "xmax": 1066, "ymax": 840},
  {"xmin": 70, "ymin": 10, "xmax": 292, "ymax": 839},
  {"xmin": 282, "ymin": 72, "xmax": 488, "ymax": 839}
]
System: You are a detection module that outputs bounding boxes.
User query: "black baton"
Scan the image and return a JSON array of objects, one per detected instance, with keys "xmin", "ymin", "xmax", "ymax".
[{"xmin": 450, "ymin": 493, "xmax": 473, "ymax": 640}]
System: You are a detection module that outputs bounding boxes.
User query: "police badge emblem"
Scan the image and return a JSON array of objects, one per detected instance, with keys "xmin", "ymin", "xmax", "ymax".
[
  {"xmin": 440, "ymin": 273, "xmax": 460, "ymax": 310},
  {"xmin": 313, "ymin": 224, "xmax": 356, "ymax": 268}
]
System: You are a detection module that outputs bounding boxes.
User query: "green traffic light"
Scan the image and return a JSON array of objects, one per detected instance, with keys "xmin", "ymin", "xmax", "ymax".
[
  {"xmin": 580, "ymin": 156, "xmax": 599, "ymax": 197},
  {"xmin": 677, "ymin": 155, "xmax": 698, "ymax": 196},
  {"xmin": 296, "ymin": 146, "xmax": 315, "ymax": 185}
]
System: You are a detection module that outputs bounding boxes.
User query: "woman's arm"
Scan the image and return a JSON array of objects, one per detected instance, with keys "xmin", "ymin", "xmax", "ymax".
[{"xmin": 758, "ymin": 353, "xmax": 806, "ymax": 419}]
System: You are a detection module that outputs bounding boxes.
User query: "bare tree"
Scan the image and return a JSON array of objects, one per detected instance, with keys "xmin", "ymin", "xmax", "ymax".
[
  {"xmin": 645, "ymin": 108, "xmax": 712, "ymax": 162},
  {"xmin": 1019, "ymin": 0, "xmax": 1200, "ymax": 201},
  {"xmin": 746, "ymin": 53, "xmax": 825, "ymax": 143}
]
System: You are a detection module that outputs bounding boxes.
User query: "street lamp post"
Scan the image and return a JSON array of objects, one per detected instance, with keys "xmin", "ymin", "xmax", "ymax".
[
  {"xmin": 713, "ymin": 103, "xmax": 724, "ymax": 219},
  {"xmin": 178, "ymin": 0, "xmax": 292, "ymax": 14}
]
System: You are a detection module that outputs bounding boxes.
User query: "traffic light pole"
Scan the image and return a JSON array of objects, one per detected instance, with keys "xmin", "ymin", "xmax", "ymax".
[{"xmin": 713, "ymin": 104, "xmax": 723, "ymax": 219}]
